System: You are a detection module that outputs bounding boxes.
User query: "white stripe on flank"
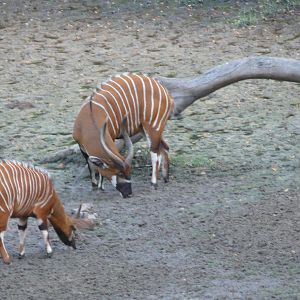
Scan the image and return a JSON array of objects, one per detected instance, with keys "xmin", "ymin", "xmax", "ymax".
[
  {"xmin": 135, "ymin": 74, "xmax": 147, "ymax": 121},
  {"xmin": 37, "ymin": 192, "xmax": 52, "ymax": 208},
  {"xmin": 35, "ymin": 172, "xmax": 53, "ymax": 208},
  {"xmin": 103, "ymin": 82, "xmax": 131, "ymax": 131},
  {"xmin": 153, "ymin": 79, "xmax": 162, "ymax": 128},
  {"xmin": 16, "ymin": 162, "xmax": 25, "ymax": 206},
  {"xmin": 14, "ymin": 162, "xmax": 23, "ymax": 204},
  {"xmin": 3, "ymin": 163, "xmax": 15, "ymax": 208},
  {"xmin": 123, "ymin": 74, "xmax": 140, "ymax": 127},
  {"xmin": 8, "ymin": 166, "xmax": 17, "ymax": 203},
  {"xmin": 5, "ymin": 162, "xmax": 19, "ymax": 204},
  {"xmin": 32, "ymin": 170, "xmax": 53, "ymax": 207},
  {"xmin": 90, "ymin": 100, "xmax": 117, "ymax": 136},
  {"xmin": 0, "ymin": 189, "xmax": 9, "ymax": 211},
  {"xmin": 13, "ymin": 163, "xmax": 22, "ymax": 212},
  {"xmin": 26, "ymin": 167, "xmax": 34, "ymax": 212},
  {"xmin": 117, "ymin": 75, "xmax": 139, "ymax": 131},
  {"xmin": 148, "ymin": 77, "xmax": 154, "ymax": 123},
  {"xmin": 98, "ymin": 86, "xmax": 126, "ymax": 133},
  {"xmin": 156, "ymin": 85, "xmax": 170, "ymax": 132},
  {"xmin": 93, "ymin": 92, "xmax": 119, "ymax": 133},
  {"xmin": 0, "ymin": 167, "xmax": 13, "ymax": 210},
  {"xmin": 25, "ymin": 166, "xmax": 38, "ymax": 213},
  {"xmin": 29, "ymin": 168, "xmax": 39, "ymax": 208},
  {"xmin": 39, "ymin": 173, "xmax": 48, "ymax": 203},
  {"xmin": 18, "ymin": 166, "xmax": 32, "ymax": 215},
  {"xmin": 35, "ymin": 168, "xmax": 42, "ymax": 200},
  {"xmin": 109, "ymin": 79, "xmax": 135, "ymax": 134},
  {"xmin": 18, "ymin": 163, "xmax": 27, "ymax": 212},
  {"xmin": 40, "ymin": 173, "xmax": 50, "ymax": 202},
  {"xmin": 2, "ymin": 165, "xmax": 14, "ymax": 205}
]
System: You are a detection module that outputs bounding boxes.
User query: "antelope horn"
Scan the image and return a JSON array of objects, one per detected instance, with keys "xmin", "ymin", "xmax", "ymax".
[
  {"xmin": 99, "ymin": 120, "xmax": 126, "ymax": 170},
  {"xmin": 120, "ymin": 116, "xmax": 134, "ymax": 166},
  {"xmin": 76, "ymin": 204, "xmax": 82, "ymax": 219}
]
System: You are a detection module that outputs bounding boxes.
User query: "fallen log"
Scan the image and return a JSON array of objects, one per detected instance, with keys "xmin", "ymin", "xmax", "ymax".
[{"xmin": 41, "ymin": 144, "xmax": 81, "ymax": 163}]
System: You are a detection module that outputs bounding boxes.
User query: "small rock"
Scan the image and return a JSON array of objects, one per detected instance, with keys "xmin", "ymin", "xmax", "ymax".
[{"xmin": 5, "ymin": 100, "xmax": 35, "ymax": 110}]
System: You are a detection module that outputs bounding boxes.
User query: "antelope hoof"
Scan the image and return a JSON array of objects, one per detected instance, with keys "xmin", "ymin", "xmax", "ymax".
[
  {"xmin": 163, "ymin": 177, "xmax": 169, "ymax": 183},
  {"xmin": 92, "ymin": 183, "xmax": 98, "ymax": 191},
  {"xmin": 46, "ymin": 252, "xmax": 53, "ymax": 259},
  {"xmin": 18, "ymin": 253, "xmax": 25, "ymax": 259},
  {"xmin": 3, "ymin": 255, "xmax": 12, "ymax": 264},
  {"xmin": 151, "ymin": 183, "xmax": 158, "ymax": 190}
]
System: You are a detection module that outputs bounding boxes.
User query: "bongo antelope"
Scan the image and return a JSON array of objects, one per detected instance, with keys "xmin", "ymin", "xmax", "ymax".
[
  {"xmin": 0, "ymin": 160, "xmax": 77, "ymax": 264},
  {"xmin": 73, "ymin": 73, "xmax": 174, "ymax": 198}
]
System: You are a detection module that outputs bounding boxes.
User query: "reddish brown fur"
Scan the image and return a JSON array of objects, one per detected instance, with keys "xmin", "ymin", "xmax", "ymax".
[
  {"xmin": 73, "ymin": 73, "xmax": 174, "ymax": 189},
  {"xmin": 0, "ymin": 160, "xmax": 78, "ymax": 264}
]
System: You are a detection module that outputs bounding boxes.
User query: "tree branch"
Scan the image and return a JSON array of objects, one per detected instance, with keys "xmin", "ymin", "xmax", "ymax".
[{"xmin": 155, "ymin": 56, "xmax": 300, "ymax": 115}]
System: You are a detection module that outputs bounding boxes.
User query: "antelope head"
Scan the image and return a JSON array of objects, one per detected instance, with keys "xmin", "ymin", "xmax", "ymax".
[
  {"xmin": 49, "ymin": 215, "xmax": 77, "ymax": 249},
  {"xmin": 89, "ymin": 116, "xmax": 134, "ymax": 198}
]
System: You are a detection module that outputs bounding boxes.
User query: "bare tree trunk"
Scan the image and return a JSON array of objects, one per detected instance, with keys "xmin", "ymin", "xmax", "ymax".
[
  {"xmin": 41, "ymin": 144, "xmax": 81, "ymax": 163},
  {"xmin": 156, "ymin": 56, "xmax": 300, "ymax": 115},
  {"xmin": 42, "ymin": 56, "xmax": 300, "ymax": 163}
]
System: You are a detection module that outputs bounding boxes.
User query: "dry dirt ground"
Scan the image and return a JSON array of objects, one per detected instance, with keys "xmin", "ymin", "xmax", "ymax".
[{"xmin": 0, "ymin": 1, "xmax": 300, "ymax": 299}]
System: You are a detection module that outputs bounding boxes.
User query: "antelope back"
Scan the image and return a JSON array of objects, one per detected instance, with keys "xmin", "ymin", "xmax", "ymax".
[
  {"xmin": 86, "ymin": 73, "xmax": 173, "ymax": 138},
  {"xmin": 0, "ymin": 160, "xmax": 54, "ymax": 217}
]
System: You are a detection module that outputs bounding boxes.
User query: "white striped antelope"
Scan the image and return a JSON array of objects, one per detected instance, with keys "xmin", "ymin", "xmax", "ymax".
[
  {"xmin": 0, "ymin": 160, "xmax": 78, "ymax": 264},
  {"xmin": 73, "ymin": 73, "xmax": 174, "ymax": 198}
]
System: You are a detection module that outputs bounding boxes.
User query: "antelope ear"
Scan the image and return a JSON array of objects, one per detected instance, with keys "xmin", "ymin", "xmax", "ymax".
[{"xmin": 89, "ymin": 156, "xmax": 104, "ymax": 167}]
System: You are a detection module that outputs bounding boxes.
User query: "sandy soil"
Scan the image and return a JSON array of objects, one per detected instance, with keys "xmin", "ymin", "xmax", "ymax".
[{"xmin": 0, "ymin": 1, "xmax": 300, "ymax": 299}]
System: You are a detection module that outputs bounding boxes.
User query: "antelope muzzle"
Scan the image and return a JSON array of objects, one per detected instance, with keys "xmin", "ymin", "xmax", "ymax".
[{"xmin": 116, "ymin": 181, "xmax": 132, "ymax": 198}]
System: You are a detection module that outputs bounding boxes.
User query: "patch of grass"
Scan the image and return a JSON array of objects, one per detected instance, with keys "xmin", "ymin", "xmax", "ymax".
[
  {"xmin": 171, "ymin": 153, "xmax": 213, "ymax": 169},
  {"xmin": 260, "ymin": 0, "xmax": 298, "ymax": 18},
  {"xmin": 233, "ymin": 0, "xmax": 299, "ymax": 27},
  {"xmin": 131, "ymin": 150, "xmax": 215, "ymax": 177},
  {"xmin": 233, "ymin": 8, "xmax": 257, "ymax": 27},
  {"xmin": 166, "ymin": 72, "xmax": 178, "ymax": 78},
  {"xmin": 153, "ymin": 62, "xmax": 168, "ymax": 67},
  {"xmin": 158, "ymin": 44, "xmax": 168, "ymax": 48},
  {"xmin": 63, "ymin": 138, "xmax": 77, "ymax": 146},
  {"xmin": 29, "ymin": 110, "xmax": 47, "ymax": 118},
  {"xmin": 176, "ymin": 0, "xmax": 204, "ymax": 6}
]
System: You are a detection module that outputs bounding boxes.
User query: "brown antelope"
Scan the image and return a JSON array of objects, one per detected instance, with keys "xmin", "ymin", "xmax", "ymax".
[
  {"xmin": 0, "ymin": 160, "xmax": 77, "ymax": 264},
  {"xmin": 73, "ymin": 73, "xmax": 174, "ymax": 198}
]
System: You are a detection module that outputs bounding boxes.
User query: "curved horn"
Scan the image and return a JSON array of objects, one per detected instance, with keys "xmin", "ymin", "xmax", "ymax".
[
  {"xmin": 76, "ymin": 204, "xmax": 82, "ymax": 219},
  {"xmin": 121, "ymin": 116, "xmax": 134, "ymax": 166},
  {"xmin": 99, "ymin": 120, "xmax": 126, "ymax": 170}
]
